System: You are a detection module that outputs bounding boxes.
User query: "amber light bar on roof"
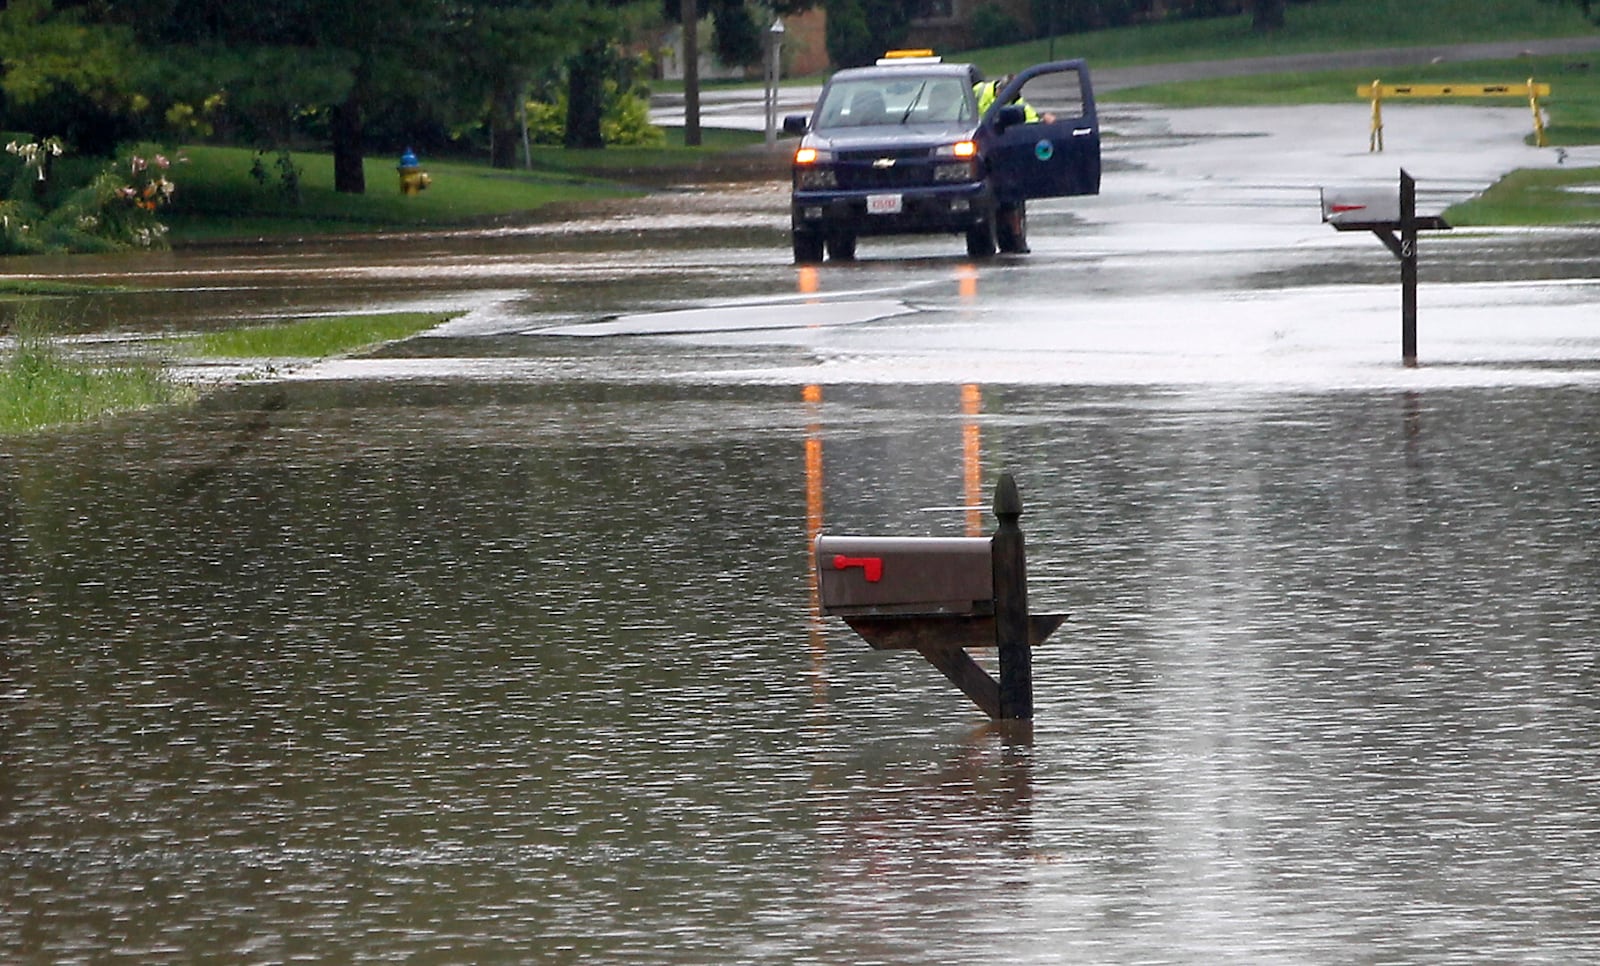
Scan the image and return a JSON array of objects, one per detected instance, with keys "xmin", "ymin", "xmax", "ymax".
[{"xmin": 876, "ymin": 49, "xmax": 941, "ymax": 65}]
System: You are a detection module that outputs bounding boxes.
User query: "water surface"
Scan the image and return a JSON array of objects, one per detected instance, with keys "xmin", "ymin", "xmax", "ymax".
[{"xmin": 4, "ymin": 374, "xmax": 1597, "ymax": 963}]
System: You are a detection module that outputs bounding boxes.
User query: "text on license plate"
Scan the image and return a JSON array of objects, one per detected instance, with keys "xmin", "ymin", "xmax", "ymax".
[{"xmin": 867, "ymin": 194, "xmax": 903, "ymax": 215}]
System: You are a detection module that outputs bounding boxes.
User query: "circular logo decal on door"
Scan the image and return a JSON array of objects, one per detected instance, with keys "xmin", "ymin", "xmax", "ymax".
[{"xmin": 1034, "ymin": 139, "xmax": 1054, "ymax": 161}]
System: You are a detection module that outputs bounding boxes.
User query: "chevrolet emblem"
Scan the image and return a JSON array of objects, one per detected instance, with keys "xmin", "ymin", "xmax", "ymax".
[{"xmin": 872, "ymin": 157, "xmax": 896, "ymax": 169}]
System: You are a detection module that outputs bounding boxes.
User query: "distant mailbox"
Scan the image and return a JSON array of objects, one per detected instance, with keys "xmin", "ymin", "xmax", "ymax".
[
  {"xmin": 1321, "ymin": 184, "xmax": 1450, "ymax": 231},
  {"xmin": 815, "ymin": 535, "xmax": 993, "ymax": 617},
  {"xmin": 1321, "ymin": 186, "xmax": 1401, "ymax": 228}
]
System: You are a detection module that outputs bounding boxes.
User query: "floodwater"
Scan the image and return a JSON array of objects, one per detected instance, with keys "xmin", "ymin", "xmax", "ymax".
[{"xmin": 5, "ymin": 104, "xmax": 1600, "ymax": 962}]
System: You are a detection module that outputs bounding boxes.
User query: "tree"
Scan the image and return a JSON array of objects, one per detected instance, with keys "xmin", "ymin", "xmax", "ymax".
[
  {"xmin": 0, "ymin": 0, "xmax": 142, "ymax": 153},
  {"xmin": 298, "ymin": 0, "xmax": 439, "ymax": 193},
  {"xmin": 144, "ymin": 44, "xmax": 356, "ymax": 149},
  {"xmin": 823, "ymin": 0, "xmax": 872, "ymax": 69},
  {"xmin": 709, "ymin": 0, "xmax": 762, "ymax": 69},
  {"xmin": 1554, "ymin": 0, "xmax": 1599, "ymax": 24},
  {"xmin": 561, "ymin": 0, "xmax": 649, "ymax": 149},
  {"xmin": 1250, "ymin": 0, "xmax": 1285, "ymax": 32},
  {"xmin": 565, "ymin": 43, "xmax": 611, "ymax": 148},
  {"xmin": 82, "ymin": 0, "xmax": 442, "ymax": 193},
  {"xmin": 660, "ymin": 0, "xmax": 761, "ymax": 146},
  {"xmin": 443, "ymin": 1, "xmax": 583, "ymax": 168},
  {"xmin": 824, "ymin": 0, "xmax": 915, "ymax": 68},
  {"xmin": 6, "ymin": 0, "xmax": 659, "ymax": 190}
]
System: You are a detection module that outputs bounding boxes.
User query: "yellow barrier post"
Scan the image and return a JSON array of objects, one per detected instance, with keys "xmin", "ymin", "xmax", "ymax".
[
  {"xmin": 1528, "ymin": 77, "xmax": 1548, "ymax": 147},
  {"xmin": 1366, "ymin": 79, "xmax": 1384, "ymax": 152},
  {"xmin": 1355, "ymin": 79, "xmax": 1552, "ymax": 150}
]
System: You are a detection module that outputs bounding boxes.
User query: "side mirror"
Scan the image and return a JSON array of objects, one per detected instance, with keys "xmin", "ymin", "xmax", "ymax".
[
  {"xmin": 782, "ymin": 114, "xmax": 809, "ymax": 135},
  {"xmin": 994, "ymin": 104, "xmax": 1027, "ymax": 131}
]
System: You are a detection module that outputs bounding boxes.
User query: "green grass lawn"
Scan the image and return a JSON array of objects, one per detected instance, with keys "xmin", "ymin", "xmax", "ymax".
[
  {"xmin": 163, "ymin": 130, "xmax": 775, "ymax": 242},
  {"xmin": 0, "ymin": 353, "xmax": 180, "ymax": 434},
  {"xmin": 1, "ymin": 310, "xmax": 454, "ymax": 434},
  {"xmin": 164, "ymin": 145, "xmax": 640, "ymax": 241},
  {"xmin": 0, "ymin": 279, "xmax": 131, "ymax": 297},
  {"xmin": 1, "ymin": 316, "xmax": 185, "ymax": 435},
  {"xmin": 1105, "ymin": 51, "xmax": 1600, "ymax": 143},
  {"xmin": 1103, "ymin": 53, "xmax": 1599, "ymax": 131},
  {"xmin": 1447, "ymin": 167, "xmax": 1600, "ymax": 225},
  {"xmin": 181, "ymin": 312, "xmax": 456, "ymax": 359},
  {"xmin": 967, "ymin": 0, "xmax": 1597, "ymax": 76}
]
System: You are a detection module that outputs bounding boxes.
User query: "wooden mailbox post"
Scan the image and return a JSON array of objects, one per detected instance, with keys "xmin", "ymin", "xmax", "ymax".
[
  {"xmin": 814, "ymin": 473, "xmax": 1065, "ymax": 721},
  {"xmin": 1322, "ymin": 169, "xmax": 1451, "ymax": 366}
]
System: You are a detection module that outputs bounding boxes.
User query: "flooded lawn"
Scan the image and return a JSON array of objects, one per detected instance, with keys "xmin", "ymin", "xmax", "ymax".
[{"xmin": 4, "ymin": 104, "xmax": 1600, "ymax": 962}]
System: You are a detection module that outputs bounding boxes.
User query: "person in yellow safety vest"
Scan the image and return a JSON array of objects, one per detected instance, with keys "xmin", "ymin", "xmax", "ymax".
[
  {"xmin": 974, "ymin": 76, "xmax": 1041, "ymax": 122},
  {"xmin": 974, "ymin": 74, "xmax": 1053, "ymax": 253}
]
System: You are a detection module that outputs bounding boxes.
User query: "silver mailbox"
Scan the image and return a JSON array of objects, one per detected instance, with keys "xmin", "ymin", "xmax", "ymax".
[
  {"xmin": 1321, "ymin": 186, "xmax": 1401, "ymax": 227},
  {"xmin": 814, "ymin": 535, "xmax": 993, "ymax": 617}
]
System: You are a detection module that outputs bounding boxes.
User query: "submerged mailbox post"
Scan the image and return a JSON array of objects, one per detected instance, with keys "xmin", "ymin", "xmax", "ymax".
[
  {"xmin": 1321, "ymin": 169, "xmax": 1451, "ymax": 365},
  {"xmin": 814, "ymin": 473, "xmax": 1065, "ymax": 721}
]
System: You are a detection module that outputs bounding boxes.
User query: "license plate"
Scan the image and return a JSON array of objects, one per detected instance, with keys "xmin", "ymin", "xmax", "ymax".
[{"xmin": 867, "ymin": 194, "xmax": 903, "ymax": 215}]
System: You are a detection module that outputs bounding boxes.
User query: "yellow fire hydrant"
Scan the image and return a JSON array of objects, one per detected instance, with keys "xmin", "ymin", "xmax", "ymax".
[{"xmin": 398, "ymin": 147, "xmax": 431, "ymax": 195}]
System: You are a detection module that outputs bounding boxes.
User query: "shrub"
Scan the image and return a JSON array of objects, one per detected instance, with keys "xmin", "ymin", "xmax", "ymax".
[
  {"xmin": 524, "ymin": 85, "xmax": 664, "ymax": 148},
  {"xmin": 0, "ymin": 138, "xmax": 183, "ymax": 254},
  {"xmin": 972, "ymin": 3, "xmax": 1028, "ymax": 47}
]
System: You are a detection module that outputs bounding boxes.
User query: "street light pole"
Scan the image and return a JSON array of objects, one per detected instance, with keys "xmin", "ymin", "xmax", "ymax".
[{"xmin": 765, "ymin": 18, "xmax": 786, "ymax": 148}]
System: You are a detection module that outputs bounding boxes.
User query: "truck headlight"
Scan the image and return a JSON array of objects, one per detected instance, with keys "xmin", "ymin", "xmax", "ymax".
[
  {"xmin": 934, "ymin": 140, "xmax": 978, "ymax": 159},
  {"xmin": 794, "ymin": 146, "xmax": 837, "ymax": 189},
  {"xmin": 932, "ymin": 141, "xmax": 978, "ymax": 181}
]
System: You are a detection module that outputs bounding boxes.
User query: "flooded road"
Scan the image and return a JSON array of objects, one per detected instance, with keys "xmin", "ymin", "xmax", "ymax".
[{"xmin": 4, "ymin": 104, "xmax": 1600, "ymax": 962}]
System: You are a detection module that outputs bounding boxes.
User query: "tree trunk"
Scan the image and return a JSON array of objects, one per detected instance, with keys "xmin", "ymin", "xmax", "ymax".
[
  {"xmin": 1251, "ymin": 0, "xmax": 1285, "ymax": 32},
  {"xmin": 682, "ymin": 0, "xmax": 701, "ymax": 146},
  {"xmin": 331, "ymin": 90, "xmax": 366, "ymax": 194},
  {"xmin": 490, "ymin": 81, "xmax": 520, "ymax": 169},
  {"xmin": 565, "ymin": 46, "xmax": 606, "ymax": 150}
]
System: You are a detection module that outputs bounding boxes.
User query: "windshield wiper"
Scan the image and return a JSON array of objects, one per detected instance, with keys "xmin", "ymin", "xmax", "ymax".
[{"xmin": 899, "ymin": 83, "xmax": 927, "ymax": 124}]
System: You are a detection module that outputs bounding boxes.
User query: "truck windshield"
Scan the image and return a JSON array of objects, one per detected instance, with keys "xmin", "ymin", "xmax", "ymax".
[{"xmin": 814, "ymin": 76, "xmax": 975, "ymax": 130}]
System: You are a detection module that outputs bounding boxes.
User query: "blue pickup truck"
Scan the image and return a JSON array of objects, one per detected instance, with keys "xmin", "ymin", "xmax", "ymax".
[{"xmin": 781, "ymin": 52, "xmax": 1101, "ymax": 262}]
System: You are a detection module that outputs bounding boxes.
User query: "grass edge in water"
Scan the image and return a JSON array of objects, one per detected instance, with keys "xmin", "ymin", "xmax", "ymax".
[
  {"xmin": 1, "ymin": 319, "xmax": 187, "ymax": 435},
  {"xmin": 184, "ymin": 311, "xmax": 456, "ymax": 359}
]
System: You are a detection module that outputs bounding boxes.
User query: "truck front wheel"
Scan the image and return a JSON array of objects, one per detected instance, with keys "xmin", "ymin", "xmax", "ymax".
[
  {"xmin": 965, "ymin": 219, "xmax": 996, "ymax": 258},
  {"xmin": 793, "ymin": 229, "xmax": 825, "ymax": 264}
]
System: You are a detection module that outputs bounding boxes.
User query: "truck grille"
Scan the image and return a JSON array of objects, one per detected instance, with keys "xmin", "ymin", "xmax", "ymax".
[{"xmin": 835, "ymin": 148, "xmax": 935, "ymax": 191}]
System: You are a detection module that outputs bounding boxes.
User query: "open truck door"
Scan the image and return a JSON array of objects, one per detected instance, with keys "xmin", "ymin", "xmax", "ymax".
[{"xmin": 985, "ymin": 60, "xmax": 1100, "ymax": 204}]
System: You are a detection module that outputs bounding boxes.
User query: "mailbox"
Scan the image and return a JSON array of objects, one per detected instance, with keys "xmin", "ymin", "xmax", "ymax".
[
  {"xmin": 811, "ymin": 474, "xmax": 1065, "ymax": 722},
  {"xmin": 1321, "ymin": 186, "xmax": 1401, "ymax": 227},
  {"xmin": 815, "ymin": 535, "xmax": 993, "ymax": 617},
  {"xmin": 1321, "ymin": 183, "xmax": 1449, "ymax": 230}
]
